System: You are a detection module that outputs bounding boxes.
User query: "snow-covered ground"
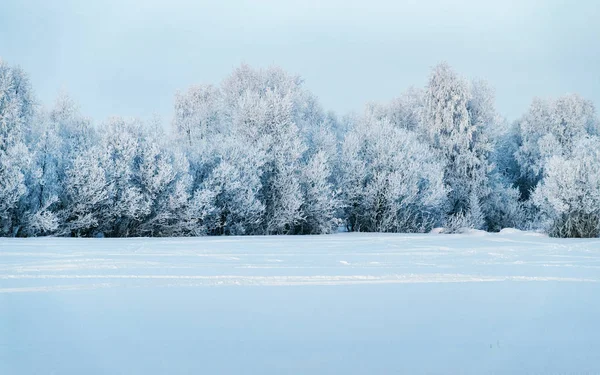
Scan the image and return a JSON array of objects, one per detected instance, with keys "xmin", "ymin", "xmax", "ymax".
[{"xmin": 2, "ymin": 230, "xmax": 600, "ymax": 374}]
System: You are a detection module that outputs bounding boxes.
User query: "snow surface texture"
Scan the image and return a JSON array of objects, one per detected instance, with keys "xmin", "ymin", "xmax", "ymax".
[{"xmin": 2, "ymin": 231, "xmax": 600, "ymax": 374}]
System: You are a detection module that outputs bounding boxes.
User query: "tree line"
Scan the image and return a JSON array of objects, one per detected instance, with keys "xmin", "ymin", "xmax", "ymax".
[{"xmin": 1, "ymin": 59, "xmax": 599, "ymax": 237}]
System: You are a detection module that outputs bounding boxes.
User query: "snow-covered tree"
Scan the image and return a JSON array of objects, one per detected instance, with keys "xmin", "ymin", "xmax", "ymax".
[
  {"xmin": 91, "ymin": 116, "xmax": 204, "ymax": 237},
  {"xmin": 421, "ymin": 63, "xmax": 522, "ymax": 231},
  {"xmin": 253, "ymin": 88, "xmax": 305, "ymax": 234},
  {"xmin": 173, "ymin": 84, "xmax": 222, "ymax": 145},
  {"xmin": 132, "ymin": 119, "xmax": 197, "ymax": 236},
  {"xmin": 422, "ymin": 63, "xmax": 487, "ymax": 228},
  {"xmin": 4, "ymin": 59, "xmax": 597, "ymax": 238},
  {"xmin": 198, "ymin": 134, "xmax": 264, "ymax": 235},
  {"xmin": 173, "ymin": 64, "xmax": 335, "ymax": 235},
  {"xmin": 340, "ymin": 116, "xmax": 447, "ymax": 232},
  {"xmin": 172, "ymin": 72, "xmax": 263, "ymax": 235},
  {"xmin": 21, "ymin": 110, "xmax": 61, "ymax": 235},
  {"xmin": 36, "ymin": 93, "xmax": 100, "ymax": 236},
  {"xmin": 514, "ymin": 94, "xmax": 599, "ymax": 197},
  {"xmin": 365, "ymin": 87, "xmax": 425, "ymax": 132},
  {"xmin": 297, "ymin": 150, "xmax": 340, "ymax": 234},
  {"xmin": 532, "ymin": 136, "xmax": 600, "ymax": 237},
  {"xmin": 296, "ymin": 115, "xmax": 341, "ymax": 235},
  {"xmin": 61, "ymin": 145, "xmax": 109, "ymax": 236},
  {"xmin": 0, "ymin": 60, "xmax": 34, "ymax": 148},
  {"xmin": 93, "ymin": 117, "xmax": 149, "ymax": 236},
  {"xmin": 467, "ymin": 79, "xmax": 524, "ymax": 231},
  {"xmin": 0, "ymin": 59, "xmax": 35, "ymax": 236}
]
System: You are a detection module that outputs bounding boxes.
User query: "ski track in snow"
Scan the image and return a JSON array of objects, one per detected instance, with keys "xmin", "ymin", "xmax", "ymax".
[
  {"xmin": 3, "ymin": 231, "xmax": 600, "ymax": 375},
  {"xmin": 1, "ymin": 231, "xmax": 600, "ymax": 293}
]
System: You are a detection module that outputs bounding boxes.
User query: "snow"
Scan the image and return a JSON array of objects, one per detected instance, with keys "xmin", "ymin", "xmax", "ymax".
[{"xmin": 1, "ymin": 231, "xmax": 600, "ymax": 374}]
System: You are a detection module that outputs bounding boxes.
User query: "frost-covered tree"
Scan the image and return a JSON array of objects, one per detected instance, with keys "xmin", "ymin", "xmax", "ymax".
[
  {"xmin": 467, "ymin": 80, "xmax": 524, "ymax": 231},
  {"xmin": 296, "ymin": 116, "xmax": 341, "ymax": 234},
  {"xmin": 531, "ymin": 136, "xmax": 600, "ymax": 237},
  {"xmin": 172, "ymin": 72, "xmax": 264, "ymax": 235},
  {"xmin": 36, "ymin": 94, "xmax": 100, "ymax": 236},
  {"xmin": 19, "ymin": 94, "xmax": 94, "ymax": 236},
  {"xmin": 296, "ymin": 150, "xmax": 340, "ymax": 234},
  {"xmin": 422, "ymin": 63, "xmax": 488, "ymax": 229},
  {"xmin": 222, "ymin": 66, "xmax": 336, "ymax": 234},
  {"xmin": 94, "ymin": 116, "xmax": 202, "ymax": 237},
  {"xmin": 173, "ymin": 64, "xmax": 336, "ymax": 235},
  {"xmin": 131, "ymin": 119, "xmax": 197, "ymax": 236},
  {"xmin": 0, "ymin": 60, "xmax": 34, "ymax": 148},
  {"xmin": 198, "ymin": 134, "xmax": 264, "ymax": 235},
  {"xmin": 365, "ymin": 87, "xmax": 425, "ymax": 132},
  {"xmin": 0, "ymin": 60, "xmax": 35, "ymax": 236},
  {"xmin": 340, "ymin": 116, "xmax": 447, "ymax": 232},
  {"xmin": 94, "ymin": 117, "xmax": 149, "ymax": 236},
  {"xmin": 61, "ymin": 145, "xmax": 108, "ymax": 236},
  {"xmin": 173, "ymin": 84, "xmax": 222, "ymax": 145},
  {"xmin": 514, "ymin": 94, "xmax": 599, "ymax": 197},
  {"xmin": 250, "ymin": 88, "xmax": 305, "ymax": 234},
  {"xmin": 421, "ymin": 63, "xmax": 521, "ymax": 231},
  {"xmin": 6, "ymin": 59, "xmax": 599, "ymax": 238},
  {"xmin": 21, "ymin": 111, "xmax": 61, "ymax": 235}
]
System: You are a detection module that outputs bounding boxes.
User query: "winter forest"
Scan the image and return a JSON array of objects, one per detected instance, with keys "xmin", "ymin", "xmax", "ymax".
[{"xmin": 1, "ymin": 59, "xmax": 599, "ymax": 238}]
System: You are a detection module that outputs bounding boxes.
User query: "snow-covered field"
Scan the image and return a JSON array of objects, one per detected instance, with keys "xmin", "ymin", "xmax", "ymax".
[{"xmin": 2, "ymin": 230, "xmax": 600, "ymax": 374}]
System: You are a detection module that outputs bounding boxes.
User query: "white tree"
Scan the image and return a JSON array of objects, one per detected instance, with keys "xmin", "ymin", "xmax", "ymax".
[
  {"xmin": 257, "ymin": 89, "xmax": 305, "ymax": 234},
  {"xmin": 5, "ymin": 60, "xmax": 577, "ymax": 237},
  {"xmin": 515, "ymin": 94, "xmax": 599, "ymax": 195},
  {"xmin": 365, "ymin": 87, "xmax": 425, "ymax": 132},
  {"xmin": 96, "ymin": 117, "xmax": 150, "ymax": 236},
  {"xmin": 173, "ymin": 71, "xmax": 265, "ymax": 235},
  {"xmin": 532, "ymin": 136, "xmax": 600, "ymax": 237},
  {"xmin": 131, "ymin": 119, "xmax": 193, "ymax": 236},
  {"xmin": 467, "ymin": 79, "xmax": 524, "ymax": 231},
  {"xmin": 39, "ymin": 93, "xmax": 99, "ymax": 236},
  {"xmin": 61, "ymin": 145, "xmax": 109, "ymax": 236},
  {"xmin": 21, "ymin": 110, "xmax": 61, "ymax": 235},
  {"xmin": 173, "ymin": 84, "xmax": 222, "ymax": 145},
  {"xmin": 340, "ymin": 116, "xmax": 447, "ymax": 232},
  {"xmin": 421, "ymin": 63, "xmax": 522, "ymax": 231},
  {"xmin": 0, "ymin": 59, "xmax": 34, "ymax": 236},
  {"xmin": 422, "ymin": 63, "xmax": 486, "ymax": 228},
  {"xmin": 211, "ymin": 64, "xmax": 327, "ymax": 234},
  {"xmin": 199, "ymin": 134, "xmax": 264, "ymax": 235},
  {"xmin": 298, "ymin": 150, "xmax": 340, "ymax": 234}
]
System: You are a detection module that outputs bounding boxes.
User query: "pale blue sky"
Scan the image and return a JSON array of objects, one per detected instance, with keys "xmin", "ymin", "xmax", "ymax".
[{"xmin": 1, "ymin": 0, "xmax": 598, "ymax": 122}]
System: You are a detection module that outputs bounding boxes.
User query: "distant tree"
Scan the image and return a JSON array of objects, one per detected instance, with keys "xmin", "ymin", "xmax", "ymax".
[
  {"xmin": 0, "ymin": 59, "xmax": 35, "ymax": 236},
  {"xmin": 61, "ymin": 145, "xmax": 108, "ymax": 236},
  {"xmin": 93, "ymin": 117, "xmax": 149, "ymax": 236},
  {"xmin": 3, "ymin": 59, "xmax": 599, "ymax": 238},
  {"xmin": 514, "ymin": 94, "xmax": 599, "ymax": 197},
  {"xmin": 21, "ymin": 110, "xmax": 61, "ymax": 236},
  {"xmin": 296, "ymin": 150, "xmax": 340, "ymax": 234},
  {"xmin": 198, "ymin": 133, "xmax": 264, "ymax": 235},
  {"xmin": 365, "ymin": 87, "xmax": 425, "ymax": 132},
  {"xmin": 532, "ymin": 136, "xmax": 600, "ymax": 237},
  {"xmin": 133, "ymin": 119, "xmax": 196, "ymax": 236},
  {"xmin": 467, "ymin": 79, "xmax": 524, "ymax": 231},
  {"xmin": 174, "ymin": 64, "xmax": 336, "ymax": 235},
  {"xmin": 421, "ymin": 63, "xmax": 486, "ymax": 229},
  {"xmin": 173, "ymin": 84, "xmax": 222, "ymax": 145},
  {"xmin": 296, "ymin": 115, "xmax": 341, "ymax": 235},
  {"xmin": 421, "ymin": 63, "xmax": 522, "ymax": 231},
  {"xmin": 254, "ymin": 88, "xmax": 305, "ymax": 234},
  {"xmin": 34, "ymin": 94, "xmax": 100, "ymax": 236},
  {"xmin": 340, "ymin": 115, "xmax": 447, "ymax": 233}
]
